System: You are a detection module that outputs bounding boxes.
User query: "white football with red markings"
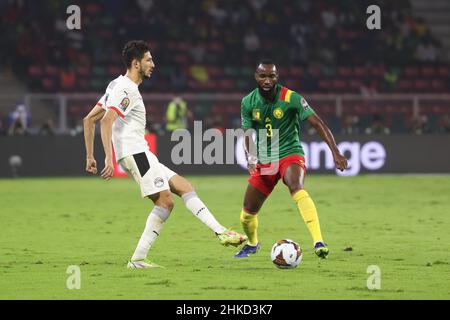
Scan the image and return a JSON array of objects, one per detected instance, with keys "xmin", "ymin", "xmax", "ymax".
[{"xmin": 271, "ymin": 239, "xmax": 302, "ymax": 269}]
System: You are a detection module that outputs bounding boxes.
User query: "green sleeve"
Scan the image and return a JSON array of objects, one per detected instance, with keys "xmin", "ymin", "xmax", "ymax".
[
  {"xmin": 293, "ymin": 93, "xmax": 315, "ymax": 121},
  {"xmin": 241, "ymin": 99, "xmax": 252, "ymax": 129}
]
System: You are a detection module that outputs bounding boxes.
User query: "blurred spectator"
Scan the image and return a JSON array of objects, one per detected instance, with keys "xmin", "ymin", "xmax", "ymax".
[
  {"xmin": 137, "ymin": 0, "xmax": 154, "ymax": 16},
  {"xmin": 415, "ymin": 39, "xmax": 439, "ymax": 62},
  {"xmin": 69, "ymin": 119, "xmax": 83, "ymax": 136},
  {"xmin": 341, "ymin": 115, "xmax": 360, "ymax": 134},
  {"xmin": 165, "ymin": 96, "xmax": 191, "ymax": 132},
  {"xmin": 170, "ymin": 68, "xmax": 187, "ymax": 91},
  {"xmin": 322, "ymin": 9, "xmax": 337, "ymax": 29},
  {"xmin": 243, "ymin": 29, "xmax": 260, "ymax": 52},
  {"xmin": 410, "ymin": 114, "xmax": 429, "ymax": 134},
  {"xmin": 2, "ymin": 0, "xmax": 447, "ymax": 95},
  {"xmin": 438, "ymin": 114, "xmax": 450, "ymax": 133},
  {"xmin": 39, "ymin": 119, "xmax": 55, "ymax": 136},
  {"xmin": 0, "ymin": 117, "xmax": 6, "ymax": 136},
  {"xmin": 8, "ymin": 118, "xmax": 27, "ymax": 136},
  {"xmin": 8, "ymin": 104, "xmax": 30, "ymax": 134},
  {"xmin": 189, "ymin": 41, "xmax": 206, "ymax": 63},
  {"xmin": 365, "ymin": 114, "xmax": 391, "ymax": 134}
]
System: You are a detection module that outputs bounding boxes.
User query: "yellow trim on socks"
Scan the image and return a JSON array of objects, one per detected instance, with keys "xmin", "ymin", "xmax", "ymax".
[
  {"xmin": 240, "ymin": 210, "xmax": 259, "ymax": 246},
  {"xmin": 292, "ymin": 189, "xmax": 323, "ymax": 244}
]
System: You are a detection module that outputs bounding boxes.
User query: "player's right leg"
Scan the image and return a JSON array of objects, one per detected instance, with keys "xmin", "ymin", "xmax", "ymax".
[
  {"xmin": 235, "ymin": 184, "xmax": 268, "ymax": 258},
  {"xmin": 283, "ymin": 161, "xmax": 328, "ymax": 259},
  {"xmin": 118, "ymin": 151, "xmax": 174, "ymax": 269},
  {"xmin": 168, "ymin": 174, "xmax": 247, "ymax": 247}
]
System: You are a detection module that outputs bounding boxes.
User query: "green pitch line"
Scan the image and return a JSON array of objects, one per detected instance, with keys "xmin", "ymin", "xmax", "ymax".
[{"xmin": 0, "ymin": 175, "xmax": 449, "ymax": 299}]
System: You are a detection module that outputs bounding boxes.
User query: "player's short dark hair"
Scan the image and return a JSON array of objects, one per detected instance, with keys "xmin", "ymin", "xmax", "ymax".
[
  {"xmin": 257, "ymin": 59, "xmax": 276, "ymax": 68},
  {"xmin": 122, "ymin": 40, "xmax": 150, "ymax": 68}
]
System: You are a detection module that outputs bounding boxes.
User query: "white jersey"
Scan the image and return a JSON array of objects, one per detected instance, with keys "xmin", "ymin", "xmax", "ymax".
[{"xmin": 97, "ymin": 75, "xmax": 148, "ymax": 161}]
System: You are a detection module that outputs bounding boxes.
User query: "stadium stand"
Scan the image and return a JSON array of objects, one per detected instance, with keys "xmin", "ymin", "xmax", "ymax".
[{"xmin": 0, "ymin": 0, "xmax": 449, "ymax": 134}]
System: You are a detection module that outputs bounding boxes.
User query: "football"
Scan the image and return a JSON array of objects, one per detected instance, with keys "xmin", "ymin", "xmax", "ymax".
[{"xmin": 271, "ymin": 239, "xmax": 302, "ymax": 269}]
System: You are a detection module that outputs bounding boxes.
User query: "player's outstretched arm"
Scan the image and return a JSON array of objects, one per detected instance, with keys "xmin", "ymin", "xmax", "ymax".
[
  {"xmin": 83, "ymin": 105, "xmax": 105, "ymax": 174},
  {"xmin": 307, "ymin": 114, "xmax": 348, "ymax": 171},
  {"xmin": 100, "ymin": 109, "xmax": 119, "ymax": 180}
]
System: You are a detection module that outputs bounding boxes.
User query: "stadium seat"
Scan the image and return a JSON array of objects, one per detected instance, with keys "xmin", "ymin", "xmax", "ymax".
[
  {"xmin": 353, "ymin": 66, "xmax": 368, "ymax": 77},
  {"xmin": 414, "ymin": 79, "xmax": 431, "ymax": 90},
  {"xmin": 421, "ymin": 66, "xmax": 437, "ymax": 77},
  {"xmin": 404, "ymin": 67, "xmax": 419, "ymax": 77},
  {"xmin": 398, "ymin": 80, "xmax": 413, "ymax": 92},
  {"xmin": 438, "ymin": 66, "xmax": 450, "ymax": 77},
  {"xmin": 28, "ymin": 65, "xmax": 43, "ymax": 77},
  {"xmin": 45, "ymin": 65, "xmax": 59, "ymax": 77},
  {"xmin": 288, "ymin": 67, "xmax": 304, "ymax": 77},
  {"xmin": 337, "ymin": 67, "xmax": 353, "ymax": 77}
]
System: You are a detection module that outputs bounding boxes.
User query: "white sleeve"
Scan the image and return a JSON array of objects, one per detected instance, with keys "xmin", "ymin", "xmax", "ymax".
[
  {"xmin": 106, "ymin": 87, "xmax": 136, "ymax": 118},
  {"xmin": 96, "ymin": 94, "xmax": 107, "ymax": 110}
]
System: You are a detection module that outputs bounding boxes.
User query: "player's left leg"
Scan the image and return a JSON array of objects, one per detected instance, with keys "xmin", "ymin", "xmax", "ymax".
[
  {"xmin": 283, "ymin": 163, "xmax": 328, "ymax": 259},
  {"xmin": 168, "ymin": 174, "xmax": 247, "ymax": 247}
]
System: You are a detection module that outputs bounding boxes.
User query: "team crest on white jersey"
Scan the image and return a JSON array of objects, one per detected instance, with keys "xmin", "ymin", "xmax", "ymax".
[{"xmin": 119, "ymin": 97, "xmax": 130, "ymax": 111}]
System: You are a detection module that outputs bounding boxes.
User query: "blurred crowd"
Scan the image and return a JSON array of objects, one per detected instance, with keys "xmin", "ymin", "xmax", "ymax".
[
  {"xmin": 0, "ymin": 0, "xmax": 449, "ymax": 136},
  {"xmin": 1, "ymin": 0, "xmax": 448, "ymax": 94}
]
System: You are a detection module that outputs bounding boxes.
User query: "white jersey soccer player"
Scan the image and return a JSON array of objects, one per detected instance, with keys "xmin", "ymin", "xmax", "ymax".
[
  {"xmin": 83, "ymin": 41, "xmax": 246, "ymax": 268},
  {"xmin": 96, "ymin": 74, "xmax": 177, "ymax": 197}
]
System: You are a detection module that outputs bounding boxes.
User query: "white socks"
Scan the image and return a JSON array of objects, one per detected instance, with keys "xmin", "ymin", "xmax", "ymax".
[
  {"xmin": 182, "ymin": 191, "xmax": 226, "ymax": 234},
  {"xmin": 131, "ymin": 206, "xmax": 170, "ymax": 261}
]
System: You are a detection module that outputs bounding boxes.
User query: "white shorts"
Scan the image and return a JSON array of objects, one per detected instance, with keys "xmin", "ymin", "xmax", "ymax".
[{"xmin": 118, "ymin": 150, "xmax": 177, "ymax": 198}]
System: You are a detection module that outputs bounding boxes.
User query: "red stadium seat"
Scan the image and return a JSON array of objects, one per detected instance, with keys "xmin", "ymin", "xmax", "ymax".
[
  {"xmin": 28, "ymin": 65, "xmax": 43, "ymax": 77},
  {"xmin": 333, "ymin": 79, "xmax": 348, "ymax": 91},
  {"xmin": 289, "ymin": 67, "xmax": 304, "ymax": 77},
  {"xmin": 318, "ymin": 79, "xmax": 332, "ymax": 90},
  {"xmin": 337, "ymin": 67, "xmax": 353, "ymax": 77},
  {"xmin": 414, "ymin": 79, "xmax": 431, "ymax": 90},
  {"xmin": 353, "ymin": 66, "xmax": 368, "ymax": 77},
  {"xmin": 431, "ymin": 80, "xmax": 446, "ymax": 91},
  {"xmin": 438, "ymin": 66, "xmax": 450, "ymax": 77},
  {"xmin": 76, "ymin": 66, "xmax": 89, "ymax": 77},
  {"xmin": 398, "ymin": 80, "xmax": 413, "ymax": 91},
  {"xmin": 404, "ymin": 67, "xmax": 419, "ymax": 77},
  {"xmin": 41, "ymin": 78, "xmax": 56, "ymax": 91},
  {"xmin": 206, "ymin": 66, "xmax": 224, "ymax": 77},
  {"xmin": 349, "ymin": 79, "xmax": 363, "ymax": 90},
  {"xmin": 370, "ymin": 65, "xmax": 385, "ymax": 77},
  {"xmin": 421, "ymin": 66, "xmax": 437, "ymax": 77},
  {"xmin": 45, "ymin": 65, "xmax": 59, "ymax": 76}
]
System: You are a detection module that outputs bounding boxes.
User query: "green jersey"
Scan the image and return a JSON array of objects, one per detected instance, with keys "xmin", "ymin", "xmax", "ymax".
[{"xmin": 241, "ymin": 84, "xmax": 315, "ymax": 164}]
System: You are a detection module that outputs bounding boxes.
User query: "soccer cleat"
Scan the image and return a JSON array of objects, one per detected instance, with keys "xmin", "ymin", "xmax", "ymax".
[
  {"xmin": 127, "ymin": 258, "xmax": 165, "ymax": 269},
  {"xmin": 217, "ymin": 229, "xmax": 248, "ymax": 247},
  {"xmin": 314, "ymin": 242, "xmax": 329, "ymax": 259},
  {"xmin": 234, "ymin": 243, "xmax": 261, "ymax": 258}
]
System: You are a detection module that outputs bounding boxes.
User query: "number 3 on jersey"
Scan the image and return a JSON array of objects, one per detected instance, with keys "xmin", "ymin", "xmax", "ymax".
[{"xmin": 265, "ymin": 123, "xmax": 273, "ymax": 137}]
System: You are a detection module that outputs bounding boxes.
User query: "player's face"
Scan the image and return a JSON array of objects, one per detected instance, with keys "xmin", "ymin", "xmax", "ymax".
[
  {"xmin": 139, "ymin": 51, "xmax": 155, "ymax": 78},
  {"xmin": 255, "ymin": 64, "xmax": 278, "ymax": 92}
]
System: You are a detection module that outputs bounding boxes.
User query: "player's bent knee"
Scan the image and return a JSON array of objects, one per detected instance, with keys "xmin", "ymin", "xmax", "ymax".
[
  {"xmin": 288, "ymin": 184, "xmax": 304, "ymax": 195},
  {"xmin": 159, "ymin": 196, "xmax": 175, "ymax": 212},
  {"xmin": 149, "ymin": 191, "xmax": 175, "ymax": 211}
]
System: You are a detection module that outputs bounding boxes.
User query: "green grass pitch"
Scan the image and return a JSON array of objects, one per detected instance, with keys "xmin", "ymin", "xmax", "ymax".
[{"xmin": 0, "ymin": 175, "xmax": 449, "ymax": 300}]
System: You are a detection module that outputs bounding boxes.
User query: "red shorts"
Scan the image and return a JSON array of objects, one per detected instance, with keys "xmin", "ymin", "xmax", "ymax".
[{"xmin": 248, "ymin": 154, "xmax": 307, "ymax": 197}]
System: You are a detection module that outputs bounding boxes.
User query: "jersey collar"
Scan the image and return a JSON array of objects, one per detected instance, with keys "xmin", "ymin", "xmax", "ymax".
[{"xmin": 257, "ymin": 84, "xmax": 282, "ymax": 104}]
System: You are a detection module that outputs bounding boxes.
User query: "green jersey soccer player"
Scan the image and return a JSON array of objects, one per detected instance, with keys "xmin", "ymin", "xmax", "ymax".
[{"xmin": 235, "ymin": 60, "xmax": 348, "ymax": 259}]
